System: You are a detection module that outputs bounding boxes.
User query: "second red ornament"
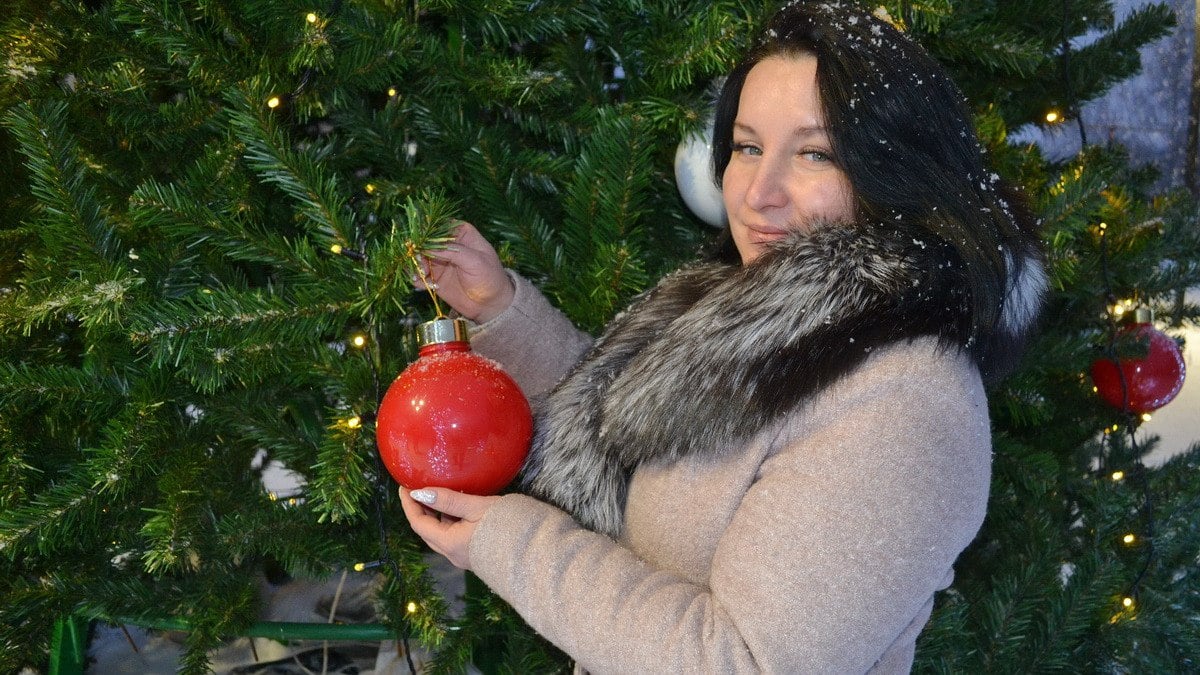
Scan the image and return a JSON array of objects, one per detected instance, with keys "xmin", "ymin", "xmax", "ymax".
[{"xmin": 1090, "ymin": 308, "xmax": 1186, "ymax": 415}]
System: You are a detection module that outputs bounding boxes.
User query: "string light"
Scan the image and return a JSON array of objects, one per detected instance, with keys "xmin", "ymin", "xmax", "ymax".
[
  {"xmin": 352, "ymin": 334, "xmax": 367, "ymax": 348},
  {"xmin": 1122, "ymin": 533, "xmax": 1136, "ymax": 545},
  {"xmin": 250, "ymin": 5, "xmax": 419, "ymax": 670},
  {"xmin": 406, "ymin": 601, "xmax": 418, "ymax": 614},
  {"xmin": 1109, "ymin": 596, "xmax": 1137, "ymax": 624},
  {"xmin": 1140, "ymin": 413, "xmax": 1152, "ymax": 422},
  {"xmin": 365, "ymin": 183, "xmax": 377, "ymax": 194},
  {"xmin": 329, "ymin": 244, "xmax": 366, "ymax": 261},
  {"xmin": 1045, "ymin": 109, "xmax": 1061, "ymax": 124},
  {"xmin": 1109, "ymin": 298, "xmax": 1135, "ymax": 317},
  {"xmin": 1111, "ymin": 470, "xmax": 1125, "ymax": 481},
  {"xmin": 387, "ymin": 87, "xmax": 398, "ymax": 97},
  {"xmin": 268, "ymin": 492, "xmax": 279, "ymax": 501}
]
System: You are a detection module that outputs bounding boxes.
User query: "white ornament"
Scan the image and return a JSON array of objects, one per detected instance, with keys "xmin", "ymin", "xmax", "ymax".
[{"xmin": 674, "ymin": 122, "xmax": 727, "ymax": 228}]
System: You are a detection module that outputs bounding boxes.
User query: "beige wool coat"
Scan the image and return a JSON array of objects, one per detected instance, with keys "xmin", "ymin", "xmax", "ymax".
[{"xmin": 465, "ymin": 272, "xmax": 994, "ymax": 674}]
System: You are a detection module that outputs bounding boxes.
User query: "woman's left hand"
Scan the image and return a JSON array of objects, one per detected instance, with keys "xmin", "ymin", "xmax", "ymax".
[{"xmin": 399, "ymin": 487, "xmax": 500, "ymax": 571}]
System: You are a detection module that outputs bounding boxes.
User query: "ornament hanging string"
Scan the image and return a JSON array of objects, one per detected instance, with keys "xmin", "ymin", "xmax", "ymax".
[{"xmin": 405, "ymin": 240, "xmax": 447, "ymax": 319}]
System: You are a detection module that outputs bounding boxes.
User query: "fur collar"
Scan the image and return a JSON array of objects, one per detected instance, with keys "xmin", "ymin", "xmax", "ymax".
[{"xmin": 519, "ymin": 223, "xmax": 1044, "ymax": 536}]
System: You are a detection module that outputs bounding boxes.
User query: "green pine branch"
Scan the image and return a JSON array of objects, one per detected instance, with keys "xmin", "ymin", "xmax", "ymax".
[
  {"xmin": 4, "ymin": 101, "xmax": 124, "ymax": 264},
  {"xmin": 226, "ymin": 79, "xmax": 356, "ymax": 247},
  {"xmin": 1066, "ymin": 4, "xmax": 1176, "ymax": 107},
  {"xmin": 0, "ymin": 403, "xmax": 163, "ymax": 561},
  {"xmin": 558, "ymin": 113, "xmax": 656, "ymax": 328},
  {"xmin": 309, "ymin": 421, "xmax": 375, "ymax": 524}
]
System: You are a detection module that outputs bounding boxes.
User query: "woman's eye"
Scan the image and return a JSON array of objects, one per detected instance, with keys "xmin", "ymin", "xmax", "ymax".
[
  {"xmin": 732, "ymin": 143, "xmax": 761, "ymax": 156},
  {"xmin": 801, "ymin": 149, "xmax": 832, "ymax": 162}
]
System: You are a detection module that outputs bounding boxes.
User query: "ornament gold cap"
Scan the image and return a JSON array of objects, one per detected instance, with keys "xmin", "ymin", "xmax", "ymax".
[
  {"xmin": 416, "ymin": 317, "xmax": 470, "ymax": 347},
  {"xmin": 1134, "ymin": 307, "xmax": 1153, "ymax": 323}
]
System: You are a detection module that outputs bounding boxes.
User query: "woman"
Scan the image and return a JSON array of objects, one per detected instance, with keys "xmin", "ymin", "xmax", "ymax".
[{"xmin": 400, "ymin": 2, "xmax": 1045, "ymax": 672}]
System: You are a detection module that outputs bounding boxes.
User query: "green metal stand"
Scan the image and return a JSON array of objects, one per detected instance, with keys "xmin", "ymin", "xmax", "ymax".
[
  {"xmin": 49, "ymin": 616, "xmax": 88, "ymax": 675},
  {"xmin": 49, "ymin": 615, "xmax": 395, "ymax": 674}
]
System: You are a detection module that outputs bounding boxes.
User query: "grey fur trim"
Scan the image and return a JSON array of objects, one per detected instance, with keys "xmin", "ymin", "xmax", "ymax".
[{"xmin": 520, "ymin": 223, "xmax": 1042, "ymax": 536}]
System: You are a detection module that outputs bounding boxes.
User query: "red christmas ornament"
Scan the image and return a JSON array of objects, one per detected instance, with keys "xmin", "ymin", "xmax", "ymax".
[
  {"xmin": 376, "ymin": 318, "xmax": 532, "ymax": 495},
  {"xmin": 1090, "ymin": 308, "xmax": 1186, "ymax": 414}
]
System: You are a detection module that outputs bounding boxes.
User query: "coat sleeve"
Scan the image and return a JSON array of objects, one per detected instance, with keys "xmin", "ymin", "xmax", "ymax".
[
  {"xmin": 468, "ymin": 344, "xmax": 992, "ymax": 674},
  {"xmin": 468, "ymin": 270, "xmax": 594, "ymax": 399}
]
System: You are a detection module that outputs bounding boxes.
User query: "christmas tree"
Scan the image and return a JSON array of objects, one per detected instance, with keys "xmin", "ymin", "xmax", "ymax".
[{"xmin": 1, "ymin": 1, "xmax": 1197, "ymax": 673}]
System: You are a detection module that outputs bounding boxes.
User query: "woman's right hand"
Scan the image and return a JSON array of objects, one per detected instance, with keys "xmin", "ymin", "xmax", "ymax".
[{"xmin": 419, "ymin": 221, "xmax": 515, "ymax": 323}]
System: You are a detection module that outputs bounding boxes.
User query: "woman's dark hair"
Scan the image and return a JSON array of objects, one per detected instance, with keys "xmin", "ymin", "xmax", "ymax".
[{"xmin": 710, "ymin": 0, "xmax": 1042, "ymax": 380}]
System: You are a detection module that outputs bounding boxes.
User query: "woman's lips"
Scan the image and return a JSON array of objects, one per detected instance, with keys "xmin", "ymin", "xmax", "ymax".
[{"xmin": 744, "ymin": 224, "xmax": 789, "ymax": 243}]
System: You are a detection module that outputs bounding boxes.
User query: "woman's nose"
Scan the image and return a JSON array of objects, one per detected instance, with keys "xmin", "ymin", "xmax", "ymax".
[{"xmin": 744, "ymin": 160, "xmax": 789, "ymax": 210}]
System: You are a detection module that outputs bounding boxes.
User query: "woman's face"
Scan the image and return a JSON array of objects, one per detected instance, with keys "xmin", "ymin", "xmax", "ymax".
[{"xmin": 722, "ymin": 54, "xmax": 855, "ymax": 264}]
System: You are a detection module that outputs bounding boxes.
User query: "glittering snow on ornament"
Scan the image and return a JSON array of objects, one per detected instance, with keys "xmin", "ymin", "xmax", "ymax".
[{"xmin": 674, "ymin": 121, "xmax": 726, "ymax": 228}]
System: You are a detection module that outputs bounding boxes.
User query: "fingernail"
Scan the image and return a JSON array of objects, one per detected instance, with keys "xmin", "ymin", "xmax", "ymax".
[{"xmin": 410, "ymin": 489, "xmax": 436, "ymax": 505}]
